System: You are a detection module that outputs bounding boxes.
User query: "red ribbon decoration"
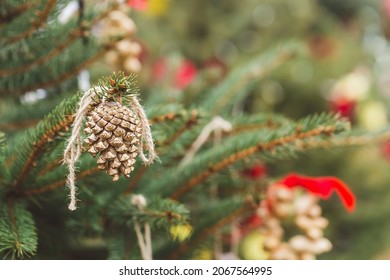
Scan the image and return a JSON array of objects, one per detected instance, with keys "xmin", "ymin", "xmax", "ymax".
[{"xmin": 280, "ymin": 173, "xmax": 356, "ymax": 212}]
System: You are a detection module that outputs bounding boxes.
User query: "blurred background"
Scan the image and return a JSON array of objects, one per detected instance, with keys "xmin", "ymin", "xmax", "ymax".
[
  {"xmin": 3, "ymin": 0, "xmax": 390, "ymax": 260},
  {"xmin": 120, "ymin": 0, "xmax": 390, "ymax": 259}
]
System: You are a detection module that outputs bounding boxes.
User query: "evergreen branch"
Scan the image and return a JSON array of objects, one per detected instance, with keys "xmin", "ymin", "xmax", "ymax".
[
  {"xmin": 169, "ymin": 114, "xmax": 348, "ymax": 199},
  {"xmin": 0, "ymin": 3, "xmax": 121, "ymax": 77},
  {"xmin": 5, "ymin": 0, "xmax": 56, "ymax": 44},
  {"xmin": 16, "ymin": 166, "xmax": 99, "ymax": 197},
  {"xmin": 0, "ymin": 119, "xmax": 39, "ymax": 131},
  {"xmin": 166, "ymin": 198, "xmax": 254, "ymax": 259},
  {"xmin": 0, "ymin": 29, "xmax": 84, "ymax": 77},
  {"xmin": 296, "ymin": 131, "xmax": 390, "ymax": 150},
  {"xmin": 6, "ymin": 93, "xmax": 82, "ymax": 190},
  {"xmin": 108, "ymin": 196, "xmax": 190, "ymax": 229},
  {"xmin": 2, "ymin": 41, "xmax": 117, "ymax": 96},
  {"xmin": 0, "ymin": 2, "xmax": 35, "ymax": 24},
  {"xmin": 11, "ymin": 115, "xmax": 74, "ymax": 190},
  {"xmin": 161, "ymin": 109, "xmax": 199, "ymax": 146},
  {"xmin": 37, "ymin": 158, "xmax": 62, "ymax": 177},
  {"xmin": 0, "ymin": 200, "xmax": 37, "ymax": 259},
  {"xmin": 149, "ymin": 111, "xmax": 187, "ymax": 124}
]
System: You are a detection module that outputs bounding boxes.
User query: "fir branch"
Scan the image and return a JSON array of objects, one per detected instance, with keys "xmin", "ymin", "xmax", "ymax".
[
  {"xmin": 2, "ymin": 41, "xmax": 118, "ymax": 96},
  {"xmin": 11, "ymin": 114, "xmax": 74, "ymax": 190},
  {"xmin": 149, "ymin": 111, "xmax": 187, "ymax": 125},
  {"xmin": 0, "ymin": 1, "xmax": 121, "ymax": 77},
  {"xmin": 162, "ymin": 113, "xmax": 349, "ymax": 199},
  {"xmin": 296, "ymin": 131, "xmax": 390, "ymax": 150},
  {"xmin": 16, "ymin": 166, "xmax": 99, "ymax": 197},
  {"xmin": 0, "ymin": 119, "xmax": 39, "ymax": 131},
  {"xmin": 0, "ymin": 28, "xmax": 85, "ymax": 77},
  {"xmin": 0, "ymin": 2, "xmax": 35, "ymax": 24},
  {"xmin": 161, "ymin": 109, "xmax": 199, "ymax": 146},
  {"xmin": 7, "ymin": 93, "xmax": 82, "ymax": 190},
  {"xmin": 166, "ymin": 198, "xmax": 254, "ymax": 259},
  {"xmin": 0, "ymin": 200, "xmax": 37, "ymax": 259},
  {"xmin": 4, "ymin": 0, "xmax": 56, "ymax": 44},
  {"xmin": 108, "ymin": 195, "xmax": 190, "ymax": 229}
]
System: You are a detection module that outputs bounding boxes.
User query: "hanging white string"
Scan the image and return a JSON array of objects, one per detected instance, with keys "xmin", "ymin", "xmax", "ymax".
[
  {"xmin": 131, "ymin": 194, "xmax": 153, "ymax": 260},
  {"xmin": 179, "ymin": 116, "xmax": 232, "ymax": 167},
  {"xmin": 130, "ymin": 96, "xmax": 157, "ymax": 165},
  {"xmin": 63, "ymin": 87, "xmax": 101, "ymax": 211}
]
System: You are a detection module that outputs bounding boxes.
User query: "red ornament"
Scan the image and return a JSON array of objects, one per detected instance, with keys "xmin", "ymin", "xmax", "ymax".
[
  {"xmin": 329, "ymin": 97, "xmax": 356, "ymax": 122},
  {"xmin": 243, "ymin": 164, "xmax": 267, "ymax": 180},
  {"xmin": 128, "ymin": 0, "xmax": 148, "ymax": 10},
  {"xmin": 175, "ymin": 60, "xmax": 197, "ymax": 89},
  {"xmin": 279, "ymin": 173, "xmax": 356, "ymax": 212}
]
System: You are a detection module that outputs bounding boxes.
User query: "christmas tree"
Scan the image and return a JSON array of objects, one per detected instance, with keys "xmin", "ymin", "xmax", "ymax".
[{"xmin": 1, "ymin": 0, "xmax": 389, "ymax": 260}]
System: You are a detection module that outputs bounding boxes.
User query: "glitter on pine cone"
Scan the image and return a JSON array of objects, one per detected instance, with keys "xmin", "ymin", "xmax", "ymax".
[{"xmin": 84, "ymin": 101, "xmax": 142, "ymax": 181}]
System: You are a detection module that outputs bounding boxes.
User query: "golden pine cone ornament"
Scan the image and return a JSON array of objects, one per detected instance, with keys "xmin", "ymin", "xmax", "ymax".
[{"xmin": 84, "ymin": 101, "xmax": 142, "ymax": 181}]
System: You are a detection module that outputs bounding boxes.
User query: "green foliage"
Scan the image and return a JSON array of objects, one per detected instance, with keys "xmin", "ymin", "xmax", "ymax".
[
  {"xmin": 0, "ymin": 202, "xmax": 37, "ymax": 259},
  {"xmin": 108, "ymin": 195, "xmax": 190, "ymax": 229}
]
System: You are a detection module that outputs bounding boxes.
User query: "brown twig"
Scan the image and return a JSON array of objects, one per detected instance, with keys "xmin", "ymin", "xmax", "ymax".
[
  {"xmin": 17, "ymin": 167, "xmax": 100, "ymax": 197},
  {"xmin": 5, "ymin": 0, "xmax": 56, "ymax": 44},
  {"xmin": 0, "ymin": 119, "xmax": 40, "ymax": 131},
  {"xmin": 38, "ymin": 159, "xmax": 62, "ymax": 176},
  {"xmin": 124, "ymin": 166, "xmax": 148, "ymax": 194},
  {"xmin": 0, "ymin": 29, "xmax": 84, "ymax": 77},
  {"xmin": 0, "ymin": 3, "xmax": 120, "ymax": 77},
  {"xmin": 12, "ymin": 115, "xmax": 74, "ymax": 190},
  {"xmin": 0, "ymin": 3, "xmax": 35, "ymax": 24},
  {"xmin": 3, "ymin": 42, "xmax": 118, "ymax": 96},
  {"xmin": 162, "ymin": 110, "xmax": 199, "ymax": 146},
  {"xmin": 149, "ymin": 111, "xmax": 186, "ymax": 125},
  {"xmin": 171, "ymin": 125, "xmax": 337, "ymax": 199}
]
